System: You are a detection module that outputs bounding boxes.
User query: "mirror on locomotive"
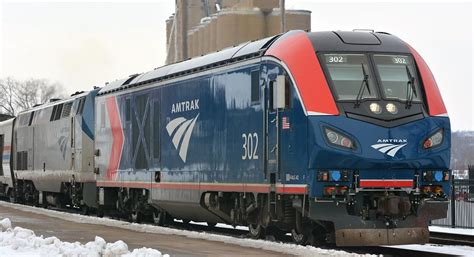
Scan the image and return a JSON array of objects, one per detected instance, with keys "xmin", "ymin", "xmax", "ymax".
[{"xmin": 272, "ymin": 75, "xmax": 288, "ymax": 110}]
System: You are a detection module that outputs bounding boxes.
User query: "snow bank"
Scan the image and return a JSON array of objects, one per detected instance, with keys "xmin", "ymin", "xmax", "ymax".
[
  {"xmin": 0, "ymin": 218, "xmax": 169, "ymax": 257},
  {"xmin": 0, "ymin": 202, "xmax": 374, "ymax": 257}
]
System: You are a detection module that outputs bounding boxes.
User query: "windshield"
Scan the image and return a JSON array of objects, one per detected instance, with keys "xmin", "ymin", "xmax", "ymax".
[
  {"xmin": 322, "ymin": 54, "xmax": 377, "ymax": 101},
  {"xmin": 373, "ymin": 55, "xmax": 421, "ymax": 101}
]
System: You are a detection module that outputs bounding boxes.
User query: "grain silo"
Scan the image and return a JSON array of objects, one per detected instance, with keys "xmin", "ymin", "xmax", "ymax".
[
  {"xmin": 233, "ymin": 0, "xmax": 279, "ymax": 13},
  {"xmin": 196, "ymin": 24, "xmax": 207, "ymax": 56},
  {"xmin": 216, "ymin": 10, "xmax": 239, "ymax": 50},
  {"xmin": 200, "ymin": 17, "xmax": 212, "ymax": 55},
  {"xmin": 265, "ymin": 9, "xmax": 311, "ymax": 37},
  {"xmin": 208, "ymin": 15, "xmax": 218, "ymax": 53},
  {"xmin": 187, "ymin": 28, "xmax": 197, "ymax": 58},
  {"xmin": 237, "ymin": 9, "xmax": 265, "ymax": 43},
  {"xmin": 165, "ymin": 15, "xmax": 174, "ymax": 48}
]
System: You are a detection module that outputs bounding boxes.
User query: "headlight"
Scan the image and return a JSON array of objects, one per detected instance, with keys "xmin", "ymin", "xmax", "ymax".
[
  {"xmin": 369, "ymin": 103, "xmax": 382, "ymax": 114},
  {"xmin": 324, "ymin": 128, "xmax": 355, "ymax": 149},
  {"xmin": 423, "ymin": 129, "xmax": 443, "ymax": 149}
]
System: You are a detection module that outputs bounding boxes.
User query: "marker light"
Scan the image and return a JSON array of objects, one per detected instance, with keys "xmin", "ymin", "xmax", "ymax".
[
  {"xmin": 324, "ymin": 186, "xmax": 348, "ymax": 196},
  {"xmin": 324, "ymin": 128, "xmax": 355, "ymax": 150},
  {"xmin": 423, "ymin": 129, "xmax": 443, "ymax": 149},
  {"xmin": 422, "ymin": 170, "xmax": 449, "ymax": 182},
  {"xmin": 386, "ymin": 103, "xmax": 398, "ymax": 114},
  {"xmin": 318, "ymin": 170, "xmax": 351, "ymax": 182},
  {"xmin": 369, "ymin": 103, "xmax": 382, "ymax": 114},
  {"xmin": 330, "ymin": 170, "xmax": 341, "ymax": 181}
]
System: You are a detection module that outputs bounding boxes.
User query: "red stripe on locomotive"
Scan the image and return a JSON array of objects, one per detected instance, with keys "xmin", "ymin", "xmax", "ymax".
[
  {"xmin": 105, "ymin": 97, "xmax": 124, "ymax": 180},
  {"xmin": 406, "ymin": 44, "xmax": 448, "ymax": 117},
  {"xmin": 359, "ymin": 179, "xmax": 414, "ymax": 188}
]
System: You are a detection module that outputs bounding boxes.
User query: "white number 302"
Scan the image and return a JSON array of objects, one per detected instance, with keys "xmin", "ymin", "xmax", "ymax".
[{"xmin": 242, "ymin": 133, "xmax": 259, "ymax": 160}]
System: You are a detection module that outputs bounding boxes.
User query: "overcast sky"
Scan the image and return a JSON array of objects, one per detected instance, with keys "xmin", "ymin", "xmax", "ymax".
[{"xmin": 0, "ymin": 0, "xmax": 473, "ymax": 131}]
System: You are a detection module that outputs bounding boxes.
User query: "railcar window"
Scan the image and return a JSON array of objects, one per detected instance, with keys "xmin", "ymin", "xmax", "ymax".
[
  {"xmin": 322, "ymin": 54, "xmax": 377, "ymax": 101},
  {"xmin": 373, "ymin": 55, "xmax": 421, "ymax": 101},
  {"xmin": 251, "ymin": 70, "xmax": 260, "ymax": 104}
]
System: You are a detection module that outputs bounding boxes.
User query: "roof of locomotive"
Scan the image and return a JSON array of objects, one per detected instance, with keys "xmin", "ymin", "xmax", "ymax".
[
  {"xmin": 309, "ymin": 31, "xmax": 410, "ymax": 53},
  {"xmin": 97, "ymin": 30, "xmax": 408, "ymax": 96},
  {"xmin": 16, "ymin": 90, "xmax": 93, "ymax": 116}
]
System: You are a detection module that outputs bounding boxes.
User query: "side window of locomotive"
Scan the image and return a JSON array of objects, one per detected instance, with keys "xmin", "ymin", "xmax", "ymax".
[
  {"xmin": 269, "ymin": 80, "xmax": 275, "ymax": 112},
  {"xmin": 323, "ymin": 54, "xmax": 377, "ymax": 101},
  {"xmin": 373, "ymin": 55, "xmax": 421, "ymax": 102},
  {"xmin": 251, "ymin": 70, "xmax": 260, "ymax": 104}
]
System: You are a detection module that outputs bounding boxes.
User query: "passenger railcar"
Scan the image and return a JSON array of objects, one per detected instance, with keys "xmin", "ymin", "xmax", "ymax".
[
  {"xmin": 94, "ymin": 30, "xmax": 450, "ymax": 246},
  {"xmin": 0, "ymin": 118, "xmax": 14, "ymax": 200}
]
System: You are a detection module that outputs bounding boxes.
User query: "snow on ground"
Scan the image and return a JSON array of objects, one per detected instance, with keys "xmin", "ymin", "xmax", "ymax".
[
  {"xmin": 429, "ymin": 225, "xmax": 474, "ymax": 236},
  {"xmin": 0, "ymin": 218, "xmax": 169, "ymax": 257},
  {"xmin": 0, "ymin": 201, "xmax": 373, "ymax": 256}
]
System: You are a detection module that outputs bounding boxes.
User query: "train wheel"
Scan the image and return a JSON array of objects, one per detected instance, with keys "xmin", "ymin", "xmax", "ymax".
[
  {"xmin": 152, "ymin": 210, "xmax": 165, "ymax": 226},
  {"xmin": 8, "ymin": 190, "xmax": 15, "ymax": 203},
  {"xmin": 248, "ymin": 224, "xmax": 266, "ymax": 239},
  {"xmin": 291, "ymin": 211, "xmax": 309, "ymax": 245},
  {"xmin": 130, "ymin": 211, "xmax": 142, "ymax": 223},
  {"xmin": 291, "ymin": 229, "xmax": 307, "ymax": 245}
]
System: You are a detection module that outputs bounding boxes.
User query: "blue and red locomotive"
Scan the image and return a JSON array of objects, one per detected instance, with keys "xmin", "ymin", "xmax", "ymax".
[{"xmin": 0, "ymin": 30, "xmax": 450, "ymax": 246}]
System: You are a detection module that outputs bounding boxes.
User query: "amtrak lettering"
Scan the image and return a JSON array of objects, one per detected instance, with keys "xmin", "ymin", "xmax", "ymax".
[
  {"xmin": 171, "ymin": 99, "xmax": 199, "ymax": 114},
  {"xmin": 376, "ymin": 139, "xmax": 407, "ymax": 143},
  {"xmin": 371, "ymin": 139, "xmax": 408, "ymax": 157}
]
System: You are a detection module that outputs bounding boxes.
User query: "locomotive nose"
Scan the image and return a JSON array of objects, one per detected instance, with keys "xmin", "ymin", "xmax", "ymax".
[{"xmin": 309, "ymin": 116, "xmax": 450, "ymax": 170}]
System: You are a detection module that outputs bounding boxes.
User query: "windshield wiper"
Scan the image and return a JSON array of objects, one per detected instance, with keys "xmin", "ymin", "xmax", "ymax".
[
  {"xmin": 354, "ymin": 64, "xmax": 371, "ymax": 108},
  {"xmin": 405, "ymin": 65, "xmax": 417, "ymax": 109}
]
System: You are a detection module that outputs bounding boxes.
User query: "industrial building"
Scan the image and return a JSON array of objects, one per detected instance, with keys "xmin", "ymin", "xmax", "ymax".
[{"xmin": 166, "ymin": 0, "xmax": 311, "ymax": 64}]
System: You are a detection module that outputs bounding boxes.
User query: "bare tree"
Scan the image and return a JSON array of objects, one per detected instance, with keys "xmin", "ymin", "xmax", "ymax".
[
  {"xmin": 0, "ymin": 77, "xmax": 18, "ymax": 116},
  {"xmin": 0, "ymin": 77, "xmax": 65, "ymax": 116}
]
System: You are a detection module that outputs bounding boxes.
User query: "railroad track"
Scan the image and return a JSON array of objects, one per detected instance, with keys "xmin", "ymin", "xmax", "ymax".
[
  {"xmin": 0, "ymin": 199, "xmax": 470, "ymax": 256},
  {"xmin": 429, "ymin": 232, "xmax": 474, "ymax": 247}
]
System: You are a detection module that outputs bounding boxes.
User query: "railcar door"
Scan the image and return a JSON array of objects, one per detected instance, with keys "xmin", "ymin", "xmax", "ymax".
[{"xmin": 264, "ymin": 75, "xmax": 281, "ymax": 218}]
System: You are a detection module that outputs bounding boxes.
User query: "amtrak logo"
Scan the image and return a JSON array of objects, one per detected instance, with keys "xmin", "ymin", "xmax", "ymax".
[
  {"xmin": 166, "ymin": 114, "xmax": 200, "ymax": 162},
  {"xmin": 371, "ymin": 140, "xmax": 407, "ymax": 157}
]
